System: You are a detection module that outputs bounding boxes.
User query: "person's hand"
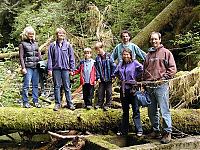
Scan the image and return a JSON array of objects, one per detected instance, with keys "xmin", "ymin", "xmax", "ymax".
[
  {"xmin": 97, "ymin": 79, "xmax": 101, "ymax": 83},
  {"xmin": 21, "ymin": 68, "xmax": 27, "ymax": 74},
  {"xmin": 69, "ymin": 71, "xmax": 74, "ymax": 76},
  {"xmin": 140, "ymin": 86, "xmax": 145, "ymax": 92},
  {"xmin": 48, "ymin": 71, "xmax": 52, "ymax": 76}
]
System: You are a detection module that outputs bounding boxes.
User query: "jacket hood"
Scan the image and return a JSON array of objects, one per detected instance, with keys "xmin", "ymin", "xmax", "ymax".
[{"xmin": 148, "ymin": 44, "xmax": 163, "ymax": 52}]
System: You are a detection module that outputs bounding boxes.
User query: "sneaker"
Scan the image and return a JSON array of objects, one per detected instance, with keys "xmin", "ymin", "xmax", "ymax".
[
  {"xmin": 69, "ymin": 105, "xmax": 75, "ymax": 110},
  {"xmin": 23, "ymin": 103, "xmax": 31, "ymax": 108},
  {"xmin": 41, "ymin": 92, "xmax": 46, "ymax": 97},
  {"xmin": 103, "ymin": 106, "xmax": 109, "ymax": 111},
  {"xmin": 94, "ymin": 105, "xmax": 100, "ymax": 109},
  {"xmin": 86, "ymin": 105, "xmax": 92, "ymax": 110},
  {"xmin": 136, "ymin": 132, "xmax": 143, "ymax": 137},
  {"xmin": 147, "ymin": 131, "xmax": 161, "ymax": 139},
  {"xmin": 117, "ymin": 131, "xmax": 123, "ymax": 136},
  {"xmin": 53, "ymin": 104, "xmax": 61, "ymax": 111},
  {"xmin": 34, "ymin": 103, "xmax": 41, "ymax": 108},
  {"xmin": 117, "ymin": 131, "xmax": 128, "ymax": 136},
  {"xmin": 160, "ymin": 132, "xmax": 171, "ymax": 144}
]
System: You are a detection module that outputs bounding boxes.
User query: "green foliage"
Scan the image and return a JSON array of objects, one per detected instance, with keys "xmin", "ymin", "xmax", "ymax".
[
  {"xmin": 103, "ymin": 0, "xmax": 172, "ymax": 39},
  {"xmin": 0, "ymin": 0, "xmax": 19, "ymax": 46},
  {"xmin": 172, "ymin": 21, "xmax": 200, "ymax": 70},
  {"xmin": 11, "ymin": 0, "xmax": 172, "ymax": 45},
  {"xmin": 0, "ymin": 43, "xmax": 18, "ymax": 53},
  {"xmin": 0, "ymin": 60, "xmax": 21, "ymax": 107}
]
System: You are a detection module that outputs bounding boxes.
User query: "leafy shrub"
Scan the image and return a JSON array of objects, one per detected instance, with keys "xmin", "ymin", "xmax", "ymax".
[{"xmin": 172, "ymin": 21, "xmax": 200, "ymax": 70}]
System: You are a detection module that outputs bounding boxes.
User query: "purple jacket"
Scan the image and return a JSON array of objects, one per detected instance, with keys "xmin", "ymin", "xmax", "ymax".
[
  {"xmin": 47, "ymin": 40, "xmax": 75, "ymax": 71},
  {"xmin": 114, "ymin": 60, "xmax": 143, "ymax": 89}
]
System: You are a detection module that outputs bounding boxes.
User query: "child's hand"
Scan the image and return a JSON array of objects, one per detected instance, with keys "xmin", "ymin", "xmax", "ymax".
[
  {"xmin": 48, "ymin": 71, "xmax": 52, "ymax": 76},
  {"xmin": 69, "ymin": 71, "xmax": 74, "ymax": 76}
]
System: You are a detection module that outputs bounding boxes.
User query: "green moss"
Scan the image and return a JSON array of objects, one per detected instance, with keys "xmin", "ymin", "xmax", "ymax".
[{"xmin": 86, "ymin": 135, "xmax": 120, "ymax": 149}]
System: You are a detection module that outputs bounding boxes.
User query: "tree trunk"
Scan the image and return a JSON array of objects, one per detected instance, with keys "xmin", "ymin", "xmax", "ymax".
[
  {"xmin": 0, "ymin": 36, "xmax": 53, "ymax": 60},
  {"xmin": 0, "ymin": 107, "xmax": 200, "ymax": 135},
  {"xmin": 132, "ymin": 0, "xmax": 188, "ymax": 48}
]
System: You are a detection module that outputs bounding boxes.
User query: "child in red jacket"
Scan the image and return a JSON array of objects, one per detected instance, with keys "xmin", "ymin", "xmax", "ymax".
[{"xmin": 71, "ymin": 48, "xmax": 96, "ymax": 109}]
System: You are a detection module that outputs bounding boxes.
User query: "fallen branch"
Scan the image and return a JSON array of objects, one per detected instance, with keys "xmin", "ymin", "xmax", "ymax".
[{"xmin": 48, "ymin": 131, "xmax": 92, "ymax": 139}]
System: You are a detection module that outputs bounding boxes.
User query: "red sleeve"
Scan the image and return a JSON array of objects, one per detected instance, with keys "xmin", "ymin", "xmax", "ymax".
[{"xmin": 72, "ymin": 64, "xmax": 82, "ymax": 75}]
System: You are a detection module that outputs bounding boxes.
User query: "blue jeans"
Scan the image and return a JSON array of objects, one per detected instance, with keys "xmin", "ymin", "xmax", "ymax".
[
  {"xmin": 120, "ymin": 88, "xmax": 143, "ymax": 134},
  {"xmin": 22, "ymin": 68, "xmax": 39, "ymax": 104},
  {"xmin": 53, "ymin": 69, "xmax": 73, "ymax": 107},
  {"xmin": 146, "ymin": 83, "xmax": 172, "ymax": 133}
]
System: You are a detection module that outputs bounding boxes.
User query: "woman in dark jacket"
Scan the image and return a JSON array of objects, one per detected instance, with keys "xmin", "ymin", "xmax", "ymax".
[
  {"xmin": 114, "ymin": 48, "xmax": 143, "ymax": 136},
  {"xmin": 19, "ymin": 26, "xmax": 42, "ymax": 108}
]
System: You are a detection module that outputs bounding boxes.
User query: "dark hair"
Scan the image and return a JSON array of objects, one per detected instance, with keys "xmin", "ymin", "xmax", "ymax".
[
  {"xmin": 120, "ymin": 30, "xmax": 132, "ymax": 40},
  {"xmin": 122, "ymin": 48, "xmax": 133, "ymax": 63}
]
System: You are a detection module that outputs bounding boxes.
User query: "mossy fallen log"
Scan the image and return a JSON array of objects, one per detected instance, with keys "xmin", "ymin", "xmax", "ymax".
[{"xmin": 0, "ymin": 107, "xmax": 200, "ymax": 135}]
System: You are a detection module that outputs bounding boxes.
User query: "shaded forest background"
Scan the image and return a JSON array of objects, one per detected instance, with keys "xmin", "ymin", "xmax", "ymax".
[
  {"xmin": 0, "ymin": 0, "xmax": 199, "ymax": 70},
  {"xmin": 0, "ymin": 0, "xmax": 200, "ymax": 108}
]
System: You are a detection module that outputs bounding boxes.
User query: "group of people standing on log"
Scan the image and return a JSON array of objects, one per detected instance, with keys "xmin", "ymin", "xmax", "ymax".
[{"xmin": 19, "ymin": 26, "xmax": 176, "ymax": 144}]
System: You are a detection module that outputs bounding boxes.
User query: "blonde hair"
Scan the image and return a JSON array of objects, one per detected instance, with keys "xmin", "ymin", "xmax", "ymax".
[
  {"xmin": 55, "ymin": 27, "xmax": 66, "ymax": 38},
  {"xmin": 94, "ymin": 41, "xmax": 104, "ymax": 49},
  {"xmin": 84, "ymin": 47, "xmax": 92, "ymax": 52},
  {"xmin": 20, "ymin": 26, "xmax": 36, "ymax": 41}
]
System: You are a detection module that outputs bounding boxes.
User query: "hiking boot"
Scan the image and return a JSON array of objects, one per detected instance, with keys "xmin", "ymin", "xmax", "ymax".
[
  {"xmin": 34, "ymin": 103, "xmax": 41, "ymax": 108},
  {"xmin": 53, "ymin": 104, "xmax": 61, "ymax": 111},
  {"xmin": 161, "ymin": 132, "xmax": 171, "ymax": 144},
  {"xmin": 69, "ymin": 105, "xmax": 75, "ymax": 111},
  {"xmin": 148, "ymin": 131, "xmax": 161, "ymax": 139},
  {"xmin": 23, "ymin": 103, "xmax": 31, "ymax": 108}
]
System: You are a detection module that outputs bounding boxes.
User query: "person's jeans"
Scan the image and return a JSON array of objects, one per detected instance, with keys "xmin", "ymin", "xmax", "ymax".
[
  {"xmin": 22, "ymin": 68, "xmax": 39, "ymax": 104},
  {"xmin": 97, "ymin": 81, "xmax": 112, "ymax": 107},
  {"xmin": 120, "ymin": 88, "xmax": 143, "ymax": 135},
  {"xmin": 53, "ymin": 69, "xmax": 73, "ymax": 107},
  {"xmin": 146, "ymin": 83, "xmax": 172, "ymax": 133}
]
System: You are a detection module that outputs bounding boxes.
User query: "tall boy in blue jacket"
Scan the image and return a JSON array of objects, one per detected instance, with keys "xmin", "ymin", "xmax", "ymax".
[{"xmin": 94, "ymin": 42, "xmax": 116, "ymax": 110}]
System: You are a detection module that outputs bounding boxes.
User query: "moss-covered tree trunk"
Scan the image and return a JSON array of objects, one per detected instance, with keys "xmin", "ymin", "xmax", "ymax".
[
  {"xmin": 0, "ymin": 107, "xmax": 200, "ymax": 135},
  {"xmin": 132, "ymin": 0, "xmax": 188, "ymax": 48}
]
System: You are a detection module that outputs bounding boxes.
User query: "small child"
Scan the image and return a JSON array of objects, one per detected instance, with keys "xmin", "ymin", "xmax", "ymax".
[
  {"xmin": 71, "ymin": 48, "xmax": 96, "ymax": 109},
  {"xmin": 94, "ymin": 42, "xmax": 116, "ymax": 111}
]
